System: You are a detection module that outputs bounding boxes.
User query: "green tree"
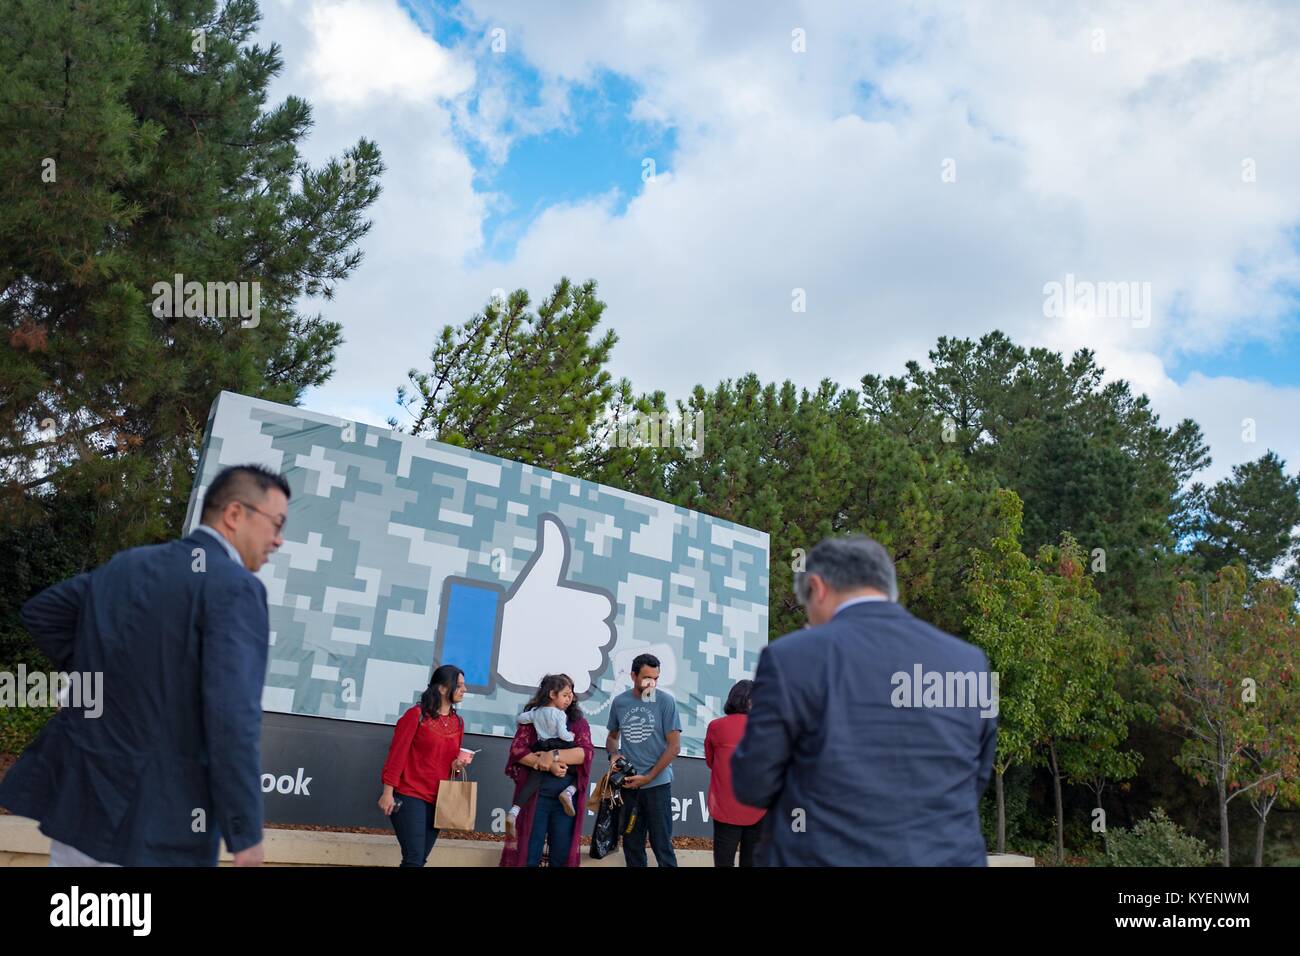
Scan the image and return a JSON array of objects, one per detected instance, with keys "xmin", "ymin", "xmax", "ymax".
[
  {"xmin": 967, "ymin": 503, "xmax": 1138, "ymax": 862},
  {"xmin": 402, "ymin": 294, "xmax": 1013, "ymax": 643},
  {"xmin": 1033, "ymin": 534, "xmax": 1140, "ymax": 865},
  {"xmin": 1105, "ymin": 807, "xmax": 1215, "ymax": 867},
  {"xmin": 392, "ymin": 278, "xmax": 632, "ymax": 475},
  {"xmin": 0, "ymin": 0, "xmax": 382, "ymax": 558},
  {"xmin": 965, "ymin": 490, "xmax": 1050, "ymax": 854},
  {"xmin": 864, "ymin": 331, "xmax": 1209, "ymax": 628},
  {"xmin": 1185, "ymin": 451, "xmax": 1300, "ymax": 581},
  {"xmin": 1059, "ymin": 655, "xmax": 1144, "ymax": 858},
  {"xmin": 625, "ymin": 377, "xmax": 1010, "ymax": 640}
]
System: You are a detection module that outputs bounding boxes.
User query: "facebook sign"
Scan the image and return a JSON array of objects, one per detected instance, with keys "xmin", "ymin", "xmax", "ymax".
[{"xmin": 185, "ymin": 391, "xmax": 769, "ymax": 834}]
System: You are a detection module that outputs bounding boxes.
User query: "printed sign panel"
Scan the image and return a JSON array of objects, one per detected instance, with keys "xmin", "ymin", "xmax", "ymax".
[
  {"xmin": 258, "ymin": 715, "xmax": 721, "ymax": 838},
  {"xmin": 185, "ymin": 391, "xmax": 769, "ymax": 756}
]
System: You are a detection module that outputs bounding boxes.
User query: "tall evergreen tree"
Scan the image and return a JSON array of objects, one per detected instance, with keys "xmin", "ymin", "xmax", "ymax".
[
  {"xmin": 1185, "ymin": 451, "xmax": 1300, "ymax": 581},
  {"xmin": 403, "ymin": 290, "xmax": 1012, "ymax": 640},
  {"xmin": 864, "ymin": 331, "xmax": 1210, "ymax": 628},
  {"xmin": 392, "ymin": 278, "xmax": 628, "ymax": 475},
  {"xmin": 0, "ymin": 0, "xmax": 382, "ymax": 558}
]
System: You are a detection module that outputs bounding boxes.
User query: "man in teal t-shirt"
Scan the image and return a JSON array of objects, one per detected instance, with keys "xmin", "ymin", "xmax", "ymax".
[{"xmin": 605, "ymin": 654, "xmax": 683, "ymax": 867}]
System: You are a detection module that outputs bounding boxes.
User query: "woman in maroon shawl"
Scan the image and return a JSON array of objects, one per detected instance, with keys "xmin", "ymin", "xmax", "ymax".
[{"xmin": 500, "ymin": 674, "xmax": 593, "ymax": 867}]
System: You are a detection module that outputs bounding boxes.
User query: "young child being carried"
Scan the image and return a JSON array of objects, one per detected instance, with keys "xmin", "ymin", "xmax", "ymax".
[{"xmin": 506, "ymin": 702, "xmax": 579, "ymax": 835}]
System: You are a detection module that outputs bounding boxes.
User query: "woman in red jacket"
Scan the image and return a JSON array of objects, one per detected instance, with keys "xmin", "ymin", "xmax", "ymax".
[
  {"xmin": 705, "ymin": 680, "xmax": 766, "ymax": 867},
  {"xmin": 378, "ymin": 664, "xmax": 467, "ymax": 866}
]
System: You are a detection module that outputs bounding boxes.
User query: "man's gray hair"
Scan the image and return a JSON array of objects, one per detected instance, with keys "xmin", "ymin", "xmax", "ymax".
[{"xmin": 795, "ymin": 535, "xmax": 898, "ymax": 604}]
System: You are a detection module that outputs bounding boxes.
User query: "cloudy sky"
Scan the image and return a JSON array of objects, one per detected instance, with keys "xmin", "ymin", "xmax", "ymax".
[{"xmin": 257, "ymin": 0, "xmax": 1300, "ymax": 486}]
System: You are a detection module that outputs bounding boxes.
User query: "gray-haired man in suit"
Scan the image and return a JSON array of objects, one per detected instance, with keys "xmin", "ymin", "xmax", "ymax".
[{"xmin": 732, "ymin": 535, "xmax": 997, "ymax": 866}]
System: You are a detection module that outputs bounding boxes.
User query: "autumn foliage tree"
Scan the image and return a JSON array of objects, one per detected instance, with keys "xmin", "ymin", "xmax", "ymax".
[{"xmin": 1147, "ymin": 566, "xmax": 1300, "ymax": 866}]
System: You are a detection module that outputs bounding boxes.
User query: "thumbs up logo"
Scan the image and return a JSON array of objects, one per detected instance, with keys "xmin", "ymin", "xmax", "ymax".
[{"xmin": 433, "ymin": 514, "xmax": 617, "ymax": 696}]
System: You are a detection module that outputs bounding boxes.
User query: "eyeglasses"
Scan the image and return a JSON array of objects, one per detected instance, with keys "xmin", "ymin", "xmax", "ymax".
[{"xmin": 237, "ymin": 500, "xmax": 287, "ymax": 533}]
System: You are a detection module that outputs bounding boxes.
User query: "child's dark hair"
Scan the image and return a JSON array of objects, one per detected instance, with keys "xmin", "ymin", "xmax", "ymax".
[{"xmin": 523, "ymin": 673, "xmax": 583, "ymax": 725}]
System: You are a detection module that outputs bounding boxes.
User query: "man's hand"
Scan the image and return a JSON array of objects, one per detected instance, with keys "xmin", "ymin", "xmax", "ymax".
[
  {"xmin": 451, "ymin": 759, "xmax": 466, "ymax": 774},
  {"xmin": 232, "ymin": 842, "xmax": 265, "ymax": 867},
  {"xmin": 623, "ymin": 774, "xmax": 650, "ymax": 789}
]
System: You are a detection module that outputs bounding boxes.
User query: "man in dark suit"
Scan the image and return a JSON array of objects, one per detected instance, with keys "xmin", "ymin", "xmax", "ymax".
[
  {"xmin": 0, "ymin": 464, "xmax": 289, "ymax": 866},
  {"xmin": 732, "ymin": 535, "xmax": 997, "ymax": 866}
]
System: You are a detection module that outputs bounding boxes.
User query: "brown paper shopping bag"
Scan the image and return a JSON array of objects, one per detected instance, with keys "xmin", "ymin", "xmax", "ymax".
[
  {"xmin": 433, "ymin": 768, "xmax": 477, "ymax": 830},
  {"xmin": 587, "ymin": 764, "xmax": 613, "ymax": 812}
]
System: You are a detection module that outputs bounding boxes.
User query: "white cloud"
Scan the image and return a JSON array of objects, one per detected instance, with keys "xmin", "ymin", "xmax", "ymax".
[
  {"xmin": 254, "ymin": 0, "xmax": 489, "ymax": 429},
  {"xmin": 451, "ymin": 65, "xmax": 575, "ymax": 166},
  {"xmin": 1150, "ymin": 373, "xmax": 1300, "ymax": 485},
  {"xmin": 302, "ymin": 0, "xmax": 475, "ymax": 106},
  {"xmin": 253, "ymin": 0, "xmax": 1300, "ymax": 484},
  {"xmin": 447, "ymin": 0, "xmax": 1300, "ymax": 476}
]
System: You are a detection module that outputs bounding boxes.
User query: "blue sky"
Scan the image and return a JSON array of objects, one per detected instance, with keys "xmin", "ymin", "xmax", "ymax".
[
  {"xmin": 467, "ymin": 72, "xmax": 678, "ymax": 263},
  {"xmin": 400, "ymin": 0, "xmax": 679, "ymax": 262},
  {"xmin": 1169, "ymin": 326, "xmax": 1300, "ymax": 387}
]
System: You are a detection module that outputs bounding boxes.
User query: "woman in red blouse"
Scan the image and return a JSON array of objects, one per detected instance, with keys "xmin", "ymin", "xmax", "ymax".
[
  {"xmin": 705, "ymin": 679, "xmax": 766, "ymax": 867},
  {"xmin": 379, "ymin": 664, "xmax": 467, "ymax": 866}
]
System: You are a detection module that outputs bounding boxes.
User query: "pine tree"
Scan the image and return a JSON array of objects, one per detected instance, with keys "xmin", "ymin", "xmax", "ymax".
[
  {"xmin": 864, "ymin": 330, "xmax": 1210, "ymax": 628},
  {"xmin": 1186, "ymin": 451, "xmax": 1300, "ymax": 581},
  {"xmin": 392, "ymin": 278, "xmax": 627, "ymax": 475},
  {"xmin": 0, "ymin": 0, "xmax": 383, "ymax": 558}
]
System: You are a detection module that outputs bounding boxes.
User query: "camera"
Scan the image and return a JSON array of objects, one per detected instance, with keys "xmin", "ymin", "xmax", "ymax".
[{"xmin": 607, "ymin": 755, "xmax": 636, "ymax": 789}]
